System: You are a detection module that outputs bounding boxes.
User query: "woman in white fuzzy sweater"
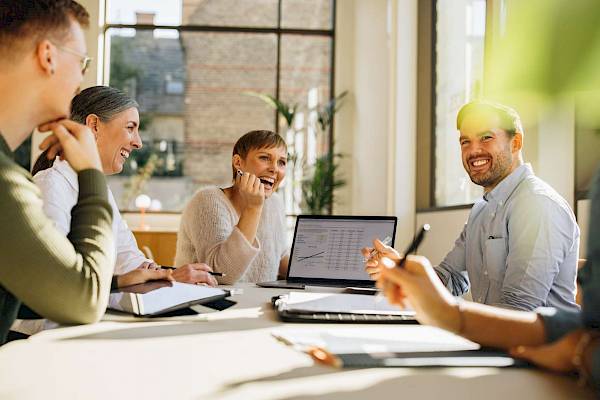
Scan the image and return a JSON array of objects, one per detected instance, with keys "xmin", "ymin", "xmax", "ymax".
[{"xmin": 175, "ymin": 130, "xmax": 290, "ymax": 284}]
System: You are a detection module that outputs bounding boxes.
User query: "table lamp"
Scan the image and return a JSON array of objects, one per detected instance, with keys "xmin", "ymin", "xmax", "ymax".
[{"xmin": 135, "ymin": 194, "xmax": 152, "ymax": 230}]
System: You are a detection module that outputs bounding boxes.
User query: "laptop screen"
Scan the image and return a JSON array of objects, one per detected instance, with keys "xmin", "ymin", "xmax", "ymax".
[{"xmin": 288, "ymin": 216, "xmax": 397, "ymax": 281}]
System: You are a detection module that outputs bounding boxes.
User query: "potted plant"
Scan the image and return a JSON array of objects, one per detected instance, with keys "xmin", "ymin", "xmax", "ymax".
[
  {"xmin": 301, "ymin": 91, "xmax": 348, "ymax": 214},
  {"xmin": 247, "ymin": 90, "xmax": 348, "ymax": 215}
]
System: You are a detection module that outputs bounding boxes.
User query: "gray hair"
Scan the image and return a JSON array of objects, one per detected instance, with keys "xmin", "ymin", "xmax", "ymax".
[
  {"xmin": 70, "ymin": 85, "xmax": 139, "ymax": 124},
  {"xmin": 32, "ymin": 85, "xmax": 138, "ymax": 176}
]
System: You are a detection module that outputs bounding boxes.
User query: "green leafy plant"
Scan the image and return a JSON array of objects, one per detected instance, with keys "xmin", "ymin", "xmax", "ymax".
[
  {"xmin": 301, "ymin": 91, "xmax": 349, "ymax": 214},
  {"xmin": 122, "ymin": 152, "xmax": 160, "ymax": 208},
  {"xmin": 316, "ymin": 91, "xmax": 348, "ymax": 132},
  {"xmin": 245, "ymin": 92, "xmax": 297, "ymax": 128},
  {"xmin": 302, "ymin": 152, "xmax": 346, "ymax": 214},
  {"xmin": 247, "ymin": 90, "xmax": 349, "ymax": 215}
]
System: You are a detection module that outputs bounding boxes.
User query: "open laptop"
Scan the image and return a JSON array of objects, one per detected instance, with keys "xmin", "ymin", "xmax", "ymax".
[{"xmin": 258, "ymin": 215, "xmax": 397, "ymax": 289}]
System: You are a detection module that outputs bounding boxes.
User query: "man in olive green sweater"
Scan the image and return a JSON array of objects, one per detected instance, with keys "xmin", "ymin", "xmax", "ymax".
[{"xmin": 0, "ymin": 1, "xmax": 117, "ymax": 344}]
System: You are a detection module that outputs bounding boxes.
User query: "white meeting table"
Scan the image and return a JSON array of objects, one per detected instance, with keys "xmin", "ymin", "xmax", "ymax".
[{"xmin": 0, "ymin": 284, "xmax": 593, "ymax": 400}]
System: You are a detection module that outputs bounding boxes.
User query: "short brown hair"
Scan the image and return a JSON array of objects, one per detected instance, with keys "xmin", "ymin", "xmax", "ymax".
[
  {"xmin": 231, "ymin": 130, "xmax": 287, "ymax": 178},
  {"xmin": 0, "ymin": 0, "xmax": 89, "ymax": 59},
  {"xmin": 456, "ymin": 100, "xmax": 524, "ymax": 137}
]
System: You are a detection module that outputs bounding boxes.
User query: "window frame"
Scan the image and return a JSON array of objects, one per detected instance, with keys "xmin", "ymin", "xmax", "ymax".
[
  {"xmin": 416, "ymin": 0, "xmax": 489, "ymax": 212},
  {"xmin": 101, "ymin": 0, "xmax": 338, "ymax": 213}
]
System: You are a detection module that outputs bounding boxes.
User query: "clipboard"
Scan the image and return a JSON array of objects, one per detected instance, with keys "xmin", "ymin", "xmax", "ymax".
[{"xmin": 272, "ymin": 292, "xmax": 418, "ymax": 324}]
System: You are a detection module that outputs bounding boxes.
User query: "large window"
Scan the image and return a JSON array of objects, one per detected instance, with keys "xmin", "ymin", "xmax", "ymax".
[
  {"xmin": 433, "ymin": 0, "xmax": 486, "ymax": 207},
  {"xmin": 103, "ymin": 0, "xmax": 335, "ymax": 213}
]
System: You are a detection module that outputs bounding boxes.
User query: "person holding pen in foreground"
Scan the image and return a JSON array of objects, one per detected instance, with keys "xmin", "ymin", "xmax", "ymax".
[
  {"xmin": 364, "ymin": 166, "xmax": 600, "ymax": 393},
  {"xmin": 175, "ymin": 130, "xmax": 290, "ymax": 284},
  {"xmin": 0, "ymin": 0, "xmax": 115, "ymax": 345}
]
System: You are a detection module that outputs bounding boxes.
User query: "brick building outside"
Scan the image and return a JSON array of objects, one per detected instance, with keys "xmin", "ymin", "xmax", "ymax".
[{"xmin": 107, "ymin": 1, "xmax": 332, "ymax": 212}]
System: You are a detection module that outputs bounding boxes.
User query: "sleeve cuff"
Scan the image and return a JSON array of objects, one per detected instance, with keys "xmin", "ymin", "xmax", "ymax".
[
  {"xmin": 77, "ymin": 169, "xmax": 108, "ymax": 201},
  {"xmin": 231, "ymin": 227, "xmax": 261, "ymax": 252},
  {"xmin": 537, "ymin": 307, "xmax": 583, "ymax": 342},
  {"xmin": 110, "ymin": 275, "xmax": 119, "ymax": 291}
]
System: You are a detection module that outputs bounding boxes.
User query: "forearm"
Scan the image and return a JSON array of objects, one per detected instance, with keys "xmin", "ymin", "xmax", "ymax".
[
  {"xmin": 204, "ymin": 227, "xmax": 260, "ymax": 284},
  {"xmin": 457, "ymin": 301, "xmax": 546, "ymax": 349},
  {"xmin": 236, "ymin": 206, "xmax": 262, "ymax": 244},
  {"xmin": 0, "ymin": 169, "xmax": 114, "ymax": 324}
]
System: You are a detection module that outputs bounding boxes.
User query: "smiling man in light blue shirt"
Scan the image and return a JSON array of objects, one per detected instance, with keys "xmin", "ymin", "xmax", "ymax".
[{"xmin": 435, "ymin": 101, "xmax": 580, "ymax": 312}]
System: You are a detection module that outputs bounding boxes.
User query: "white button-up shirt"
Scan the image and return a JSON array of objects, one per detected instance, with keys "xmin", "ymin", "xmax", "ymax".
[
  {"xmin": 435, "ymin": 164, "xmax": 580, "ymax": 312},
  {"xmin": 11, "ymin": 159, "xmax": 150, "ymax": 335},
  {"xmin": 33, "ymin": 159, "xmax": 149, "ymax": 274}
]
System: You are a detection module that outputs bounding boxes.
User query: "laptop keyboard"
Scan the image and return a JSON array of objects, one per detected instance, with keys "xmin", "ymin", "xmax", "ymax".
[{"xmin": 277, "ymin": 310, "xmax": 418, "ymax": 324}]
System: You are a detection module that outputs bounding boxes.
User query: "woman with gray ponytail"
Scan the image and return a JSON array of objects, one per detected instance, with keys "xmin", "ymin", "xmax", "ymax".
[
  {"xmin": 14, "ymin": 86, "xmax": 217, "ymax": 336},
  {"xmin": 33, "ymin": 86, "xmax": 138, "ymax": 175}
]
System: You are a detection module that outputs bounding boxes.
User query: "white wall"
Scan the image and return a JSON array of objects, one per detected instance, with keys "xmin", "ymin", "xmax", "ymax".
[
  {"xmin": 332, "ymin": 0, "xmax": 356, "ymax": 215},
  {"xmin": 391, "ymin": 0, "xmax": 418, "ymax": 245},
  {"xmin": 334, "ymin": 0, "xmax": 418, "ymax": 245},
  {"xmin": 78, "ymin": 0, "xmax": 104, "ymax": 89},
  {"xmin": 416, "ymin": 208, "xmax": 470, "ymax": 265},
  {"xmin": 334, "ymin": 0, "xmax": 392, "ymax": 216},
  {"xmin": 536, "ymin": 99, "xmax": 576, "ymax": 208}
]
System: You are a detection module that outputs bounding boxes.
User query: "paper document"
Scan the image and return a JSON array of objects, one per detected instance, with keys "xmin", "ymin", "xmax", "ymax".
[
  {"xmin": 272, "ymin": 326, "xmax": 481, "ymax": 354},
  {"xmin": 280, "ymin": 292, "xmax": 415, "ymax": 316}
]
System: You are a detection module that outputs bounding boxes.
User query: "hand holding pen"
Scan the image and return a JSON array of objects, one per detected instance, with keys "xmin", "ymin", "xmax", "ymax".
[
  {"xmin": 375, "ymin": 224, "xmax": 430, "ymax": 303},
  {"xmin": 159, "ymin": 264, "xmax": 221, "ymax": 286},
  {"xmin": 235, "ymin": 169, "xmax": 265, "ymax": 208},
  {"xmin": 361, "ymin": 236, "xmax": 397, "ymax": 280}
]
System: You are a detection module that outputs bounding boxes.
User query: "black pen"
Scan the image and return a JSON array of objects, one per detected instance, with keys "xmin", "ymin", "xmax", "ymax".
[
  {"xmin": 160, "ymin": 265, "xmax": 226, "ymax": 277},
  {"xmin": 396, "ymin": 224, "xmax": 431, "ymax": 269}
]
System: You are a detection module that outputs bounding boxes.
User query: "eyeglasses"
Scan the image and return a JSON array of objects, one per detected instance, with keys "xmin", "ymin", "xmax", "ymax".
[{"xmin": 53, "ymin": 43, "xmax": 92, "ymax": 75}]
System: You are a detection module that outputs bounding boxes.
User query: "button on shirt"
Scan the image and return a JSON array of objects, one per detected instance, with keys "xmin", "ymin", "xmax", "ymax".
[{"xmin": 434, "ymin": 164, "xmax": 580, "ymax": 312}]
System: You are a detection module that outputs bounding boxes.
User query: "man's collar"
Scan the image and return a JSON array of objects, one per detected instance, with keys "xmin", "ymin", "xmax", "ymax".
[{"xmin": 483, "ymin": 163, "xmax": 533, "ymax": 204}]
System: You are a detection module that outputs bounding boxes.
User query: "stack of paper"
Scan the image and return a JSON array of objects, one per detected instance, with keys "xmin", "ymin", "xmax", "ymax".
[{"xmin": 272, "ymin": 326, "xmax": 480, "ymax": 354}]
